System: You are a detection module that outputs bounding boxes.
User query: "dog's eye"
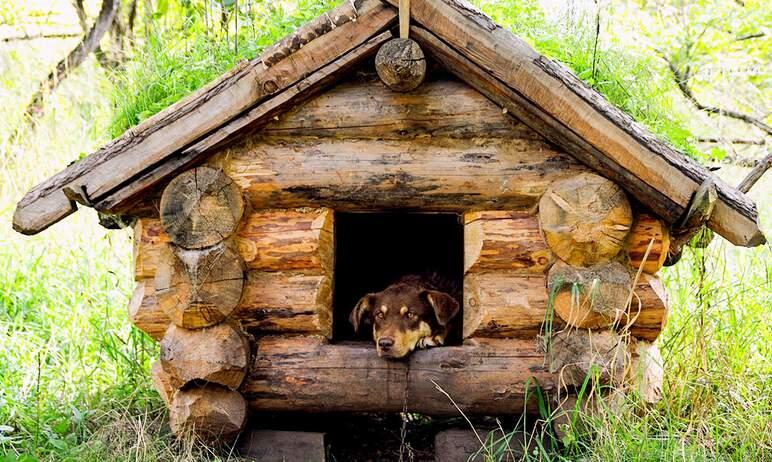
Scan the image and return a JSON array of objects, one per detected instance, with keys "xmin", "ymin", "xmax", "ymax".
[
  {"xmin": 407, "ymin": 312, "xmax": 416, "ymax": 319},
  {"xmin": 376, "ymin": 312, "xmax": 385, "ymax": 319}
]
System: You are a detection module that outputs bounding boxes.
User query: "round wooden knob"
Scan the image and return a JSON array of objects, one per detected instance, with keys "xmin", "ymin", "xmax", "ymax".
[
  {"xmin": 375, "ymin": 38, "xmax": 426, "ymax": 92},
  {"xmin": 160, "ymin": 166, "xmax": 244, "ymax": 249}
]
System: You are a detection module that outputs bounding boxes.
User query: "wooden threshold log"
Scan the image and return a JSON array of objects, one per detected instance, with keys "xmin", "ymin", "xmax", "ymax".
[
  {"xmin": 464, "ymin": 211, "xmax": 553, "ymax": 274},
  {"xmin": 624, "ymin": 213, "xmax": 670, "ymax": 274},
  {"xmin": 405, "ymin": 22, "xmax": 762, "ymax": 247},
  {"xmin": 210, "ymin": 136, "xmax": 589, "ymax": 212},
  {"xmin": 539, "ymin": 173, "xmax": 633, "ymax": 267},
  {"xmin": 13, "ymin": 0, "xmax": 397, "ymax": 234},
  {"xmin": 160, "ymin": 323, "xmax": 251, "ymax": 390},
  {"xmin": 463, "ymin": 272, "xmax": 561, "ymax": 339},
  {"xmin": 243, "ymin": 336, "xmax": 557, "ymax": 415}
]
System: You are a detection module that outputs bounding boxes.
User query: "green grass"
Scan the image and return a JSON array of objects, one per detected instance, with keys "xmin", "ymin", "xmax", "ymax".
[{"xmin": 1, "ymin": 1, "xmax": 771, "ymax": 460}]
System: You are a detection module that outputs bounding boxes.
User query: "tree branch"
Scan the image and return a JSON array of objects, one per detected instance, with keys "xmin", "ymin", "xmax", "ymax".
[
  {"xmin": 659, "ymin": 51, "xmax": 772, "ymax": 136},
  {"xmin": 25, "ymin": 0, "xmax": 120, "ymax": 118},
  {"xmin": 737, "ymin": 153, "xmax": 772, "ymax": 193}
]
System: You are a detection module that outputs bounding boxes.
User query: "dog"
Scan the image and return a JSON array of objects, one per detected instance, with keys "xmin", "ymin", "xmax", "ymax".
[{"xmin": 349, "ymin": 275, "xmax": 460, "ymax": 359}]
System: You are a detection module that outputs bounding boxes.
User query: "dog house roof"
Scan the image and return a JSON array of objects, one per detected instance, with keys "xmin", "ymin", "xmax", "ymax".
[{"xmin": 13, "ymin": 0, "xmax": 764, "ymax": 247}]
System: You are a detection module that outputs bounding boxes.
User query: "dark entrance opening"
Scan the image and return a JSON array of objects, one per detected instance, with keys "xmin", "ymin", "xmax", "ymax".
[{"xmin": 333, "ymin": 212, "xmax": 464, "ymax": 341}]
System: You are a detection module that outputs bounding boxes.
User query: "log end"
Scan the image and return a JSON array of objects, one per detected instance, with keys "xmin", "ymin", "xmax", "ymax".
[
  {"xmin": 375, "ymin": 38, "xmax": 427, "ymax": 92},
  {"xmin": 169, "ymin": 385, "xmax": 247, "ymax": 443}
]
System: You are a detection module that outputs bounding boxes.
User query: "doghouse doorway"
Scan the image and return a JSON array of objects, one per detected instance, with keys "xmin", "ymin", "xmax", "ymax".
[{"xmin": 333, "ymin": 212, "xmax": 464, "ymax": 341}]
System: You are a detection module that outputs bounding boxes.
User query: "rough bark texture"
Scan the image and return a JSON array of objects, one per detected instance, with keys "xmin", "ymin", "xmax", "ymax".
[
  {"xmin": 375, "ymin": 38, "xmax": 427, "ymax": 92},
  {"xmin": 539, "ymin": 173, "xmax": 633, "ymax": 267},
  {"xmin": 160, "ymin": 323, "xmax": 250, "ymax": 390},
  {"xmin": 154, "ymin": 243, "xmax": 245, "ymax": 329},
  {"xmin": 210, "ymin": 136, "xmax": 588, "ymax": 212},
  {"xmin": 545, "ymin": 329, "xmax": 628, "ymax": 389},
  {"xmin": 159, "ymin": 167, "xmax": 244, "ymax": 249},
  {"xmin": 464, "ymin": 211, "xmax": 553, "ymax": 274},
  {"xmin": 169, "ymin": 385, "xmax": 247, "ymax": 443},
  {"xmin": 463, "ymin": 273, "xmax": 560, "ymax": 339},
  {"xmin": 151, "ymin": 360, "xmax": 175, "ymax": 404},
  {"xmin": 624, "ymin": 213, "xmax": 670, "ymax": 274},
  {"xmin": 548, "ymin": 260, "xmax": 633, "ymax": 329},
  {"xmin": 243, "ymin": 336, "xmax": 557, "ymax": 415}
]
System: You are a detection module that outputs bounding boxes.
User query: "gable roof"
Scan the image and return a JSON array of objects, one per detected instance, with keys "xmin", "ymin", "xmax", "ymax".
[{"xmin": 13, "ymin": 0, "xmax": 764, "ymax": 247}]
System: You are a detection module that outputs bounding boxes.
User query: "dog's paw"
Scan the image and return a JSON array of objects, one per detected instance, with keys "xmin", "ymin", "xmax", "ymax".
[{"xmin": 417, "ymin": 335, "xmax": 444, "ymax": 349}]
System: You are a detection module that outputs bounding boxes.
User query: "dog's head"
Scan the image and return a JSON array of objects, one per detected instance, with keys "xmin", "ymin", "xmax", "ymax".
[{"xmin": 349, "ymin": 282, "xmax": 459, "ymax": 359}]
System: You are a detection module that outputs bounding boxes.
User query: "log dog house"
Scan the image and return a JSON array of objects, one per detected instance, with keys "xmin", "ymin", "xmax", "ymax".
[{"xmin": 13, "ymin": 0, "xmax": 765, "ymax": 444}]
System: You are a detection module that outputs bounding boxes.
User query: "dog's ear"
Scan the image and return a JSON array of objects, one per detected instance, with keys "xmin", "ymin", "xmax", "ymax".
[
  {"xmin": 350, "ymin": 294, "xmax": 376, "ymax": 334},
  {"xmin": 423, "ymin": 290, "xmax": 460, "ymax": 327}
]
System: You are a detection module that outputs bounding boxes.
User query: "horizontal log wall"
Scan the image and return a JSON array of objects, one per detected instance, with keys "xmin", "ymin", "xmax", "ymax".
[
  {"xmin": 130, "ymin": 208, "xmax": 334, "ymax": 339},
  {"xmin": 242, "ymin": 335, "xmax": 558, "ymax": 415}
]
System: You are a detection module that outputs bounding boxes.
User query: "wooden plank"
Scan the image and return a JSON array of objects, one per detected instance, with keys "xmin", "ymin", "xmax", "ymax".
[
  {"xmin": 243, "ymin": 336, "xmax": 557, "ymax": 415},
  {"xmin": 13, "ymin": 0, "xmax": 397, "ymax": 233},
  {"xmin": 209, "ymin": 136, "xmax": 589, "ymax": 212},
  {"xmin": 95, "ymin": 31, "xmax": 395, "ymax": 214},
  {"xmin": 238, "ymin": 430, "xmax": 326, "ymax": 462},
  {"xmin": 397, "ymin": 11, "xmax": 763, "ymax": 246}
]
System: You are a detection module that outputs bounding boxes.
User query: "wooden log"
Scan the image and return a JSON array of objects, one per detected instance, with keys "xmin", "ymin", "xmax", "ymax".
[
  {"xmin": 625, "ymin": 273, "xmax": 668, "ymax": 341},
  {"xmin": 133, "ymin": 218, "xmax": 171, "ymax": 280},
  {"xmin": 545, "ymin": 329, "xmax": 628, "ymax": 389},
  {"xmin": 539, "ymin": 173, "xmax": 633, "ymax": 267},
  {"xmin": 134, "ymin": 208, "xmax": 333, "ymax": 280},
  {"xmin": 628, "ymin": 340, "xmax": 664, "ymax": 404},
  {"xmin": 154, "ymin": 243, "xmax": 245, "ymax": 329},
  {"xmin": 464, "ymin": 211, "xmax": 553, "ymax": 274},
  {"xmin": 239, "ymin": 272, "xmax": 333, "ymax": 338},
  {"xmin": 160, "ymin": 323, "xmax": 250, "ymax": 390},
  {"xmin": 463, "ymin": 272, "xmax": 560, "ymax": 339},
  {"xmin": 169, "ymin": 385, "xmax": 247, "ymax": 443},
  {"xmin": 243, "ymin": 336, "xmax": 557, "ymax": 415},
  {"xmin": 262, "ymin": 78, "xmax": 536, "ymax": 140},
  {"xmin": 547, "ymin": 263, "xmax": 668, "ymax": 341},
  {"xmin": 159, "ymin": 167, "xmax": 244, "ymax": 249},
  {"xmin": 236, "ymin": 208, "xmax": 334, "ymax": 273},
  {"xmin": 211, "ymin": 137, "xmax": 589, "ymax": 212},
  {"xmin": 547, "ymin": 260, "xmax": 633, "ymax": 329},
  {"xmin": 127, "ymin": 280, "xmax": 169, "ymax": 340},
  {"xmin": 624, "ymin": 213, "xmax": 670, "ymax": 274},
  {"xmin": 375, "ymin": 38, "xmax": 426, "ymax": 92},
  {"xmin": 151, "ymin": 360, "xmax": 175, "ymax": 404}
]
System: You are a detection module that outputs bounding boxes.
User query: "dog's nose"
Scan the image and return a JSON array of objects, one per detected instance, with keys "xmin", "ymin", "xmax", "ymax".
[{"xmin": 378, "ymin": 337, "xmax": 394, "ymax": 351}]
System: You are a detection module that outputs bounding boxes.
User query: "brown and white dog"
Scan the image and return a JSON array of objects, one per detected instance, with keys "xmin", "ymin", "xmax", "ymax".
[{"xmin": 349, "ymin": 275, "xmax": 460, "ymax": 359}]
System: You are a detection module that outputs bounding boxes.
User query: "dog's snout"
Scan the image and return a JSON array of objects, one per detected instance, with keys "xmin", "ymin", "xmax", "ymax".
[{"xmin": 378, "ymin": 337, "xmax": 395, "ymax": 350}]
